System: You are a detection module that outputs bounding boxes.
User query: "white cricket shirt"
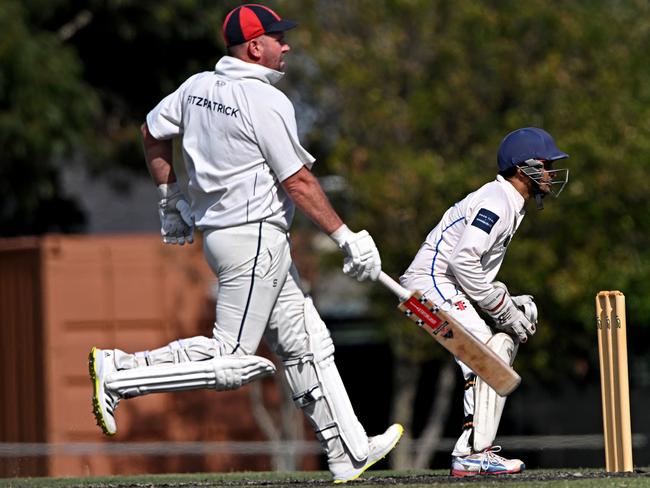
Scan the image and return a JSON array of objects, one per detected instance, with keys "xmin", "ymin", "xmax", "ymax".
[
  {"xmin": 146, "ymin": 56, "xmax": 315, "ymax": 230},
  {"xmin": 401, "ymin": 175, "xmax": 526, "ymax": 304}
]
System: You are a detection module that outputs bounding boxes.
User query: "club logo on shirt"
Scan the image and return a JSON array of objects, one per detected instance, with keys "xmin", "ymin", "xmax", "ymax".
[
  {"xmin": 187, "ymin": 95, "xmax": 239, "ymax": 117},
  {"xmin": 471, "ymin": 208, "xmax": 500, "ymax": 234}
]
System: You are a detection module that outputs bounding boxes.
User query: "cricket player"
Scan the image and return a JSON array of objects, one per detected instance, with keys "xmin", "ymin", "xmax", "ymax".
[
  {"xmin": 400, "ymin": 127, "xmax": 569, "ymax": 476},
  {"xmin": 88, "ymin": 4, "xmax": 402, "ymax": 483}
]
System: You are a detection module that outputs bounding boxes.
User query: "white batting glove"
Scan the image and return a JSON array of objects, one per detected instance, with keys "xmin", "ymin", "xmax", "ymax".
[
  {"xmin": 479, "ymin": 282, "xmax": 536, "ymax": 342},
  {"xmin": 492, "ymin": 281, "xmax": 539, "ymax": 329},
  {"xmin": 512, "ymin": 294, "xmax": 538, "ymax": 326},
  {"xmin": 157, "ymin": 183, "xmax": 194, "ymax": 245},
  {"xmin": 329, "ymin": 224, "xmax": 381, "ymax": 281}
]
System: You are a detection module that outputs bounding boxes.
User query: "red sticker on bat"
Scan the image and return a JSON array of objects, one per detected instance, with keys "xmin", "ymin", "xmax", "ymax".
[{"xmin": 404, "ymin": 296, "xmax": 450, "ymax": 336}]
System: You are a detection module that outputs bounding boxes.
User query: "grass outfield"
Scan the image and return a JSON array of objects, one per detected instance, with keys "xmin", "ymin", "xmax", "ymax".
[{"xmin": 1, "ymin": 469, "xmax": 650, "ymax": 488}]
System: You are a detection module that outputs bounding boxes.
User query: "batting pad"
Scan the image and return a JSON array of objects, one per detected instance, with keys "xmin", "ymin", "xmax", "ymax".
[
  {"xmin": 284, "ymin": 298, "xmax": 369, "ymax": 462},
  {"xmin": 304, "ymin": 297, "xmax": 369, "ymax": 461},
  {"xmin": 106, "ymin": 355, "xmax": 275, "ymax": 397},
  {"xmin": 473, "ymin": 333, "xmax": 517, "ymax": 452}
]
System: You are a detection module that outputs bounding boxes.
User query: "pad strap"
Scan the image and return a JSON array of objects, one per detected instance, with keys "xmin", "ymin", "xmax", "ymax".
[
  {"xmin": 316, "ymin": 423, "xmax": 340, "ymax": 442},
  {"xmin": 292, "ymin": 384, "xmax": 324, "ymax": 408}
]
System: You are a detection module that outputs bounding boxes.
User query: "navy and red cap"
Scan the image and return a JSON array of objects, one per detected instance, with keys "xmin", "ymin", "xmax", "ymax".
[{"xmin": 222, "ymin": 4, "xmax": 297, "ymax": 47}]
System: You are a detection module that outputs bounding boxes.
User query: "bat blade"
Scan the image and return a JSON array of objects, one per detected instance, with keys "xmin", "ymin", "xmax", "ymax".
[
  {"xmin": 377, "ymin": 272, "xmax": 520, "ymax": 396},
  {"xmin": 399, "ymin": 291, "xmax": 521, "ymax": 396}
]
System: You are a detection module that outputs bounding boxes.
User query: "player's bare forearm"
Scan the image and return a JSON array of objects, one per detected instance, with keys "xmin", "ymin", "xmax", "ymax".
[
  {"xmin": 141, "ymin": 123, "xmax": 176, "ymax": 185},
  {"xmin": 282, "ymin": 166, "xmax": 343, "ymax": 235}
]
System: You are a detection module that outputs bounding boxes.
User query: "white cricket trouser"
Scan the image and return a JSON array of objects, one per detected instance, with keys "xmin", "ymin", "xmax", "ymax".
[
  {"xmin": 203, "ymin": 221, "xmax": 310, "ymax": 359},
  {"xmin": 112, "ymin": 222, "xmax": 311, "ymax": 368}
]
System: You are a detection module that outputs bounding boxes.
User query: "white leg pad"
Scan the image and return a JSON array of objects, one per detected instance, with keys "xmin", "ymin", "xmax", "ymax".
[
  {"xmin": 283, "ymin": 298, "xmax": 369, "ymax": 462},
  {"xmin": 113, "ymin": 336, "xmax": 225, "ymax": 370},
  {"xmin": 106, "ymin": 355, "xmax": 275, "ymax": 398},
  {"xmin": 473, "ymin": 333, "xmax": 518, "ymax": 452},
  {"xmin": 284, "ymin": 356, "xmax": 343, "ymax": 454}
]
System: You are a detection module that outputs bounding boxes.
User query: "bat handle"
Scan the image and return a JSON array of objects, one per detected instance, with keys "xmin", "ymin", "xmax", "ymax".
[{"xmin": 378, "ymin": 271, "xmax": 412, "ymax": 301}]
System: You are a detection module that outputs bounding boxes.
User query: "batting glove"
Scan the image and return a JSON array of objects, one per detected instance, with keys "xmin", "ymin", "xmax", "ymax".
[
  {"xmin": 492, "ymin": 281, "xmax": 539, "ymax": 330},
  {"xmin": 330, "ymin": 225, "xmax": 381, "ymax": 281},
  {"xmin": 512, "ymin": 294, "xmax": 538, "ymax": 326},
  {"xmin": 157, "ymin": 183, "xmax": 194, "ymax": 245},
  {"xmin": 479, "ymin": 282, "xmax": 536, "ymax": 342}
]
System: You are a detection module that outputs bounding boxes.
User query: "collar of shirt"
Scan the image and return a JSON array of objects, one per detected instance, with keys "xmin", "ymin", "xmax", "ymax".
[
  {"xmin": 496, "ymin": 174, "xmax": 526, "ymax": 213},
  {"xmin": 215, "ymin": 56, "xmax": 285, "ymax": 85}
]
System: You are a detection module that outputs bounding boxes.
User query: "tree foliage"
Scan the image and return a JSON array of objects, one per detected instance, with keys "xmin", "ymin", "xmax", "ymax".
[
  {"xmin": 0, "ymin": 0, "xmax": 99, "ymax": 233},
  {"xmin": 280, "ymin": 0, "xmax": 650, "ymax": 381}
]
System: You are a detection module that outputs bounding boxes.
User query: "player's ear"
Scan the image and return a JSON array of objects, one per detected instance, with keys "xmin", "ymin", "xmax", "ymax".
[
  {"xmin": 247, "ymin": 38, "xmax": 262, "ymax": 60},
  {"xmin": 515, "ymin": 166, "xmax": 528, "ymax": 182}
]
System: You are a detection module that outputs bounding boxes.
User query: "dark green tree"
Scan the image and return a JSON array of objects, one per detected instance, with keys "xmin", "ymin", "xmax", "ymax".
[{"xmin": 0, "ymin": 0, "xmax": 99, "ymax": 234}]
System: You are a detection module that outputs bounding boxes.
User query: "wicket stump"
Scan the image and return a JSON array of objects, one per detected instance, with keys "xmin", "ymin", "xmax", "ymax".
[{"xmin": 595, "ymin": 290, "xmax": 633, "ymax": 472}]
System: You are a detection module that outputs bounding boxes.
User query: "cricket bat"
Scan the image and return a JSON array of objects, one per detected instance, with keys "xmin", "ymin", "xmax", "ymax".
[{"xmin": 378, "ymin": 272, "xmax": 521, "ymax": 396}]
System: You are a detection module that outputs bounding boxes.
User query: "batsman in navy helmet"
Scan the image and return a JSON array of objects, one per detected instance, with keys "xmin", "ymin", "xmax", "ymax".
[{"xmin": 401, "ymin": 127, "xmax": 568, "ymax": 476}]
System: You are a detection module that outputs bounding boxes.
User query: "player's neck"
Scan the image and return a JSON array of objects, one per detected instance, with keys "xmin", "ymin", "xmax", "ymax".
[{"xmin": 506, "ymin": 175, "xmax": 533, "ymax": 201}]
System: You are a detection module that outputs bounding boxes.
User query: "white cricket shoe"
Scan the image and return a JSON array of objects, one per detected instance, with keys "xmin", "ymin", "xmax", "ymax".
[
  {"xmin": 330, "ymin": 423, "xmax": 404, "ymax": 483},
  {"xmin": 88, "ymin": 347, "xmax": 121, "ymax": 436},
  {"xmin": 451, "ymin": 446, "xmax": 524, "ymax": 477}
]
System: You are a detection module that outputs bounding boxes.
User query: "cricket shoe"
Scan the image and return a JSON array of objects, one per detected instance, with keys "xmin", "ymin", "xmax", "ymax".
[
  {"xmin": 331, "ymin": 423, "xmax": 404, "ymax": 483},
  {"xmin": 451, "ymin": 446, "xmax": 524, "ymax": 477},
  {"xmin": 88, "ymin": 347, "xmax": 121, "ymax": 436}
]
